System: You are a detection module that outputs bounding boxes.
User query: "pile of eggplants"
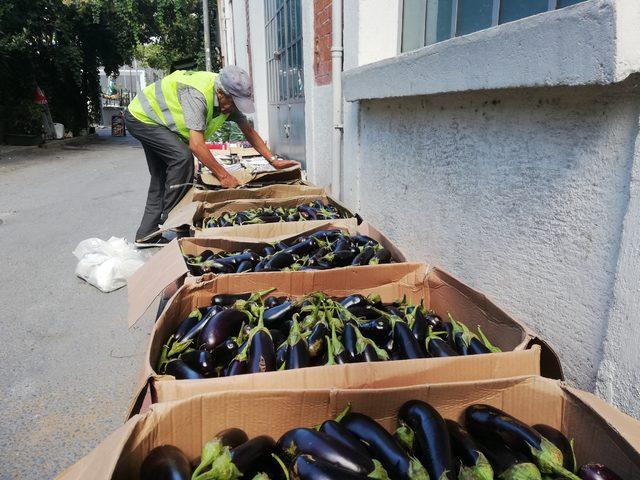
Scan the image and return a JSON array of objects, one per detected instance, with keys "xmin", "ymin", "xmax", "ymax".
[
  {"xmin": 202, "ymin": 200, "xmax": 351, "ymax": 228},
  {"xmin": 157, "ymin": 290, "xmax": 503, "ymax": 380},
  {"xmin": 139, "ymin": 402, "xmax": 622, "ymax": 480},
  {"xmin": 182, "ymin": 229, "xmax": 393, "ymax": 276}
]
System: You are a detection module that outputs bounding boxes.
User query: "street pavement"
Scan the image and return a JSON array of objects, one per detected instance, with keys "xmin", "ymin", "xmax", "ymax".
[{"xmin": 0, "ymin": 131, "xmax": 158, "ymax": 479}]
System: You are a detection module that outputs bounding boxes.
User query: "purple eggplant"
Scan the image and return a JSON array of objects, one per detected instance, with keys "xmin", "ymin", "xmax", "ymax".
[
  {"xmin": 475, "ymin": 434, "xmax": 541, "ymax": 480},
  {"xmin": 225, "ymin": 357, "xmax": 247, "ymax": 376},
  {"xmin": 351, "ymin": 234, "xmax": 377, "ymax": 246},
  {"xmin": 140, "ymin": 445, "xmax": 191, "ymax": 480},
  {"xmin": 352, "ymin": 247, "xmax": 376, "ymax": 266},
  {"xmin": 197, "ymin": 308, "xmax": 247, "ymax": 350},
  {"xmin": 229, "ymin": 436, "xmax": 276, "ymax": 474},
  {"xmin": 265, "ymin": 251, "xmax": 296, "ymax": 270},
  {"xmin": 425, "ymin": 328, "xmax": 458, "ymax": 357},
  {"xmin": 533, "ymin": 424, "xmax": 576, "ymax": 473},
  {"xmin": 342, "ymin": 323, "xmax": 360, "ymax": 362},
  {"xmin": 276, "ymin": 342, "xmax": 288, "ymax": 369},
  {"xmin": 211, "ymin": 338, "xmax": 239, "ymax": 369},
  {"xmin": 578, "ymin": 464, "xmax": 623, "ymax": 480},
  {"xmin": 465, "ymin": 404, "xmax": 580, "ymax": 479},
  {"xmin": 181, "ymin": 306, "xmax": 223, "ymax": 343},
  {"xmin": 359, "ymin": 318, "xmax": 392, "ymax": 345},
  {"xmin": 307, "ymin": 321, "xmax": 328, "ymax": 360},
  {"xmin": 291, "ymin": 454, "xmax": 368, "ymax": 480},
  {"xmin": 446, "ymin": 419, "xmax": 493, "ymax": 480},
  {"xmin": 369, "ymin": 248, "xmax": 391, "ymax": 265},
  {"xmin": 319, "ymin": 420, "xmax": 372, "ymax": 461},
  {"xmin": 393, "ymin": 321, "xmax": 425, "ymax": 359},
  {"xmin": 180, "ymin": 349, "xmax": 216, "ymax": 377},
  {"xmin": 340, "ymin": 412, "xmax": 429, "ymax": 480},
  {"xmin": 398, "ymin": 400, "xmax": 454, "ymax": 480},
  {"xmin": 285, "ymin": 317, "xmax": 310, "ymax": 369},
  {"xmin": 247, "ymin": 329, "xmax": 276, "ymax": 373},
  {"xmin": 263, "ymin": 301, "xmax": 295, "ymax": 328},
  {"xmin": 340, "ymin": 294, "xmax": 368, "ymax": 309},
  {"xmin": 347, "ymin": 306, "xmax": 380, "ymax": 320},
  {"xmin": 172, "ymin": 311, "xmax": 202, "ymax": 342},
  {"xmin": 277, "ymin": 428, "xmax": 386, "ymax": 477},
  {"xmin": 324, "ymin": 250, "xmax": 357, "ymax": 267},
  {"xmin": 236, "ymin": 260, "xmax": 254, "ymax": 273},
  {"xmin": 211, "ymin": 293, "xmax": 251, "ymax": 307},
  {"xmin": 165, "ymin": 359, "xmax": 204, "ymax": 380}
]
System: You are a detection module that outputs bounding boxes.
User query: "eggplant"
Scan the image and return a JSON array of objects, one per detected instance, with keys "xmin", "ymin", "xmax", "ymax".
[
  {"xmin": 361, "ymin": 343, "xmax": 381, "ymax": 362},
  {"xmin": 264, "ymin": 295, "xmax": 283, "ymax": 309},
  {"xmin": 351, "ymin": 235, "xmax": 377, "ymax": 246},
  {"xmin": 578, "ymin": 464, "xmax": 623, "ymax": 480},
  {"xmin": 465, "ymin": 404, "xmax": 580, "ymax": 479},
  {"xmin": 342, "ymin": 323, "xmax": 360, "ymax": 362},
  {"xmin": 359, "ymin": 318, "xmax": 392, "ymax": 345},
  {"xmin": 236, "ymin": 260, "xmax": 254, "ymax": 273},
  {"xmin": 398, "ymin": 400, "xmax": 454, "ymax": 480},
  {"xmin": 352, "ymin": 247, "xmax": 376, "ymax": 266},
  {"xmin": 347, "ymin": 306, "xmax": 380, "ymax": 320},
  {"xmin": 425, "ymin": 328, "xmax": 458, "ymax": 357},
  {"xmin": 332, "ymin": 236, "xmax": 351, "ymax": 252},
  {"xmin": 411, "ymin": 309, "xmax": 430, "ymax": 346},
  {"xmin": 245, "ymin": 452, "xmax": 289, "ymax": 480},
  {"xmin": 285, "ymin": 318, "xmax": 310, "ymax": 370},
  {"xmin": 307, "ymin": 321, "xmax": 328, "ymax": 360},
  {"xmin": 475, "ymin": 435, "xmax": 541, "ymax": 480},
  {"xmin": 247, "ymin": 329, "xmax": 276, "ymax": 373},
  {"xmin": 225, "ymin": 357, "xmax": 247, "ymax": 376},
  {"xmin": 425, "ymin": 313, "xmax": 444, "ymax": 330},
  {"xmin": 181, "ymin": 306, "xmax": 223, "ymax": 343},
  {"xmin": 277, "ymin": 428, "xmax": 386, "ymax": 478},
  {"xmin": 340, "ymin": 294, "xmax": 368, "ymax": 310},
  {"xmin": 230, "ymin": 436, "xmax": 276, "ymax": 474},
  {"xmin": 533, "ymin": 424, "xmax": 576, "ymax": 473},
  {"xmin": 263, "ymin": 246, "xmax": 276, "ymax": 256},
  {"xmin": 180, "ymin": 349, "xmax": 216, "ymax": 377},
  {"xmin": 266, "ymin": 251, "xmax": 296, "ymax": 270},
  {"xmin": 309, "ymin": 229, "xmax": 342, "ymax": 241},
  {"xmin": 140, "ymin": 445, "xmax": 191, "ymax": 480},
  {"xmin": 291, "ymin": 454, "xmax": 369, "ymax": 480},
  {"xmin": 263, "ymin": 301, "xmax": 295, "ymax": 328},
  {"xmin": 369, "ymin": 248, "xmax": 391, "ymax": 265},
  {"xmin": 319, "ymin": 419, "xmax": 373, "ymax": 461},
  {"xmin": 325, "ymin": 250, "xmax": 357, "ymax": 267},
  {"xmin": 211, "ymin": 338, "xmax": 240, "ymax": 368},
  {"xmin": 270, "ymin": 329, "xmax": 286, "ymax": 348},
  {"xmin": 173, "ymin": 311, "xmax": 202, "ymax": 342},
  {"xmin": 216, "ymin": 427, "xmax": 250, "ymax": 449},
  {"xmin": 297, "ymin": 204, "xmax": 318, "ymax": 220},
  {"xmin": 197, "ymin": 308, "xmax": 247, "ymax": 350},
  {"xmin": 340, "ymin": 412, "xmax": 429, "ymax": 480},
  {"xmin": 212, "ymin": 293, "xmax": 251, "ymax": 307},
  {"xmin": 446, "ymin": 419, "xmax": 493, "ymax": 480},
  {"xmin": 393, "ymin": 321, "xmax": 425, "ymax": 359},
  {"xmin": 276, "ymin": 342, "xmax": 289, "ymax": 369},
  {"xmin": 165, "ymin": 359, "xmax": 205, "ymax": 379}
]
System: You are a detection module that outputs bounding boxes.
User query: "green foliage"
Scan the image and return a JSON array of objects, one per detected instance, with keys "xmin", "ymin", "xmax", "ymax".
[
  {"xmin": 135, "ymin": 0, "xmax": 222, "ymax": 73},
  {"xmin": 210, "ymin": 121, "xmax": 245, "ymax": 143},
  {"xmin": 6, "ymin": 103, "xmax": 43, "ymax": 135}
]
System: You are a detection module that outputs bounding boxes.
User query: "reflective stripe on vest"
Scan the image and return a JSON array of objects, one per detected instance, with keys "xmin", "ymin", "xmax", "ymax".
[{"xmin": 128, "ymin": 70, "xmax": 229, "ymax": 140}]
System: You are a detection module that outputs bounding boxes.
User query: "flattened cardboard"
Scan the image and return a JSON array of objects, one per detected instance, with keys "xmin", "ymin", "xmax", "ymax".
[
  {"xmin": 135, "ymin": 263, "xmax": 559, "ymax": 409},
  {"xmin": 199, "ymin": 165, "xmax": 303, "ymax": 186},
  {"xmin": 57, "ymin": 376, "xmax": 640, "ymax": 480},
  {"xmin": 191, "ymin": 184, "xmax": 326, "ymax": 203}
]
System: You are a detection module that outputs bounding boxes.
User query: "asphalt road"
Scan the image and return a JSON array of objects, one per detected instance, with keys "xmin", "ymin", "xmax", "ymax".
[{"xmin": 0, "ymin": 131, "xmax": 157, "ymax": 479}]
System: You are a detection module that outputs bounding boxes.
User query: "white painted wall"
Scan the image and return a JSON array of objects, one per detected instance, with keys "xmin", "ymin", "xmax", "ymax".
[{"xmin": 246, "ymin": 0, "xmax": 269, "ymax": 139}]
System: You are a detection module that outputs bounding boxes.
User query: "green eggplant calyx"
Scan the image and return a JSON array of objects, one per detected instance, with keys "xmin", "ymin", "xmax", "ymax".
[
  {"xmin": 448, "ymin": 314, "xmax": 475, "ymax": 347},
  {"xmin": 191, "ymin": 439, "xmax": 223, "ymax": 479},
  {"xmin": 364, "ymin": 337, "xmax": 390, "ymax": 360},
  {"xmin": 287, "ymin": 315, "xmax": 305, "ymax": 347},
  {"xmin": 407, "ymin": 456, "xmax": 430, "ymax": 480},
  {"xmin": 394, "ymin": 424, "xmax": 415, "ymax": 452},
  {"xmin": 330, "ymin": 325, "xmax": 345, "ymax": 356},
  {"xmin": 368, "ymin": 293, "xmax": 382, "ymax": 305},
  {"xmin": 271, "ymin": 453, "xmax": 290, "ymax": 480},
  {"xmin": 459, "ymin": 452, "xmax": 494, "ymax": 480},
  {"xmin": 189, "ymin": 308, "xmax": 203, "ymax": 320},
  {"xmin": 500, "ymin": 462, "xmax": 541, "ymax": 480},
  {"xmin": 325, "ymin": 335, "xmax": 336, "ymax": 365},
  {"xmin": 157, "ymin": 341, "xmax": 171, "ymax": 372},
  {"xmin": 335, "ymin": 403, "xmax": 352, "ymax": 423},
  {"xmin": 476, "ymin": 326, "xmax": 501, "ymax": 353},
  {"xmin": 193, "ymin": 446, "xmax": 242, "ymax": 480},
  {"xmin": 250, "ymin": 473, "xmax": 269, "ymax": 480},
  {"xmin": 167, "ymin": 338, "xmax": 193, "ymax": 359},
  {"xmin": 368, "ymin": 459, "xmax": 391, "ymax": 480},
  {"xmin": 529, "ymin": 437, "xmax": 580, "ymax": 480},
  {"xmin": 569, "ymin": 438, "xmax": 577, "ymax": 473}
]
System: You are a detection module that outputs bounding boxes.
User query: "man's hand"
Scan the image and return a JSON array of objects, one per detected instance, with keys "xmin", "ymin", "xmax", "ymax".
[
  {"xmin": 219, "ymin": 174, "xmax": 240, "ymax": 189},
  {"xmin": 271, "ymin": 158, "xmax": 301, "ymax": 170}
]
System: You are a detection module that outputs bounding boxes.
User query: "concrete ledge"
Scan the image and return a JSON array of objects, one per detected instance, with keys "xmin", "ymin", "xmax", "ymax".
[{"xmin": 344, "ymin": 0, "xmax": 640, "ymax": 102}]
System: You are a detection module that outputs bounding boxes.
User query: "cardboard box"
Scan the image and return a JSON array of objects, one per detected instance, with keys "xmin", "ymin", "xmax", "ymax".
[
  {"xmin": 199, "ymin": 165, "xmax": 304, "ymax": 187},
  {"xmin": 57, "ymin": 375, "xmax": 640, "ymax": 480},
  {"xmin": 127, "ymin": 221, "xmax": 403, "ymax": 326},
  {"xmin": 191, "ymin": 184, "xmax": 326, "ymax": 203},
  {"xmin": 131, "ymin": 263, "xmax": 561, "ymax": 412}
]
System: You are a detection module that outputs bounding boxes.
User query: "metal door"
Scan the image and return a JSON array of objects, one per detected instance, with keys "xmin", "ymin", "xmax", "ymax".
[{"xmin": 265, "ymin": 0, "xmax": 306, "ymax": 164}]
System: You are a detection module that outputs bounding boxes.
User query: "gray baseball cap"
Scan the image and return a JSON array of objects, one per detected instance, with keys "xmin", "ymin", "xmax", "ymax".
[{"xmin": 218, "ymin": 65, "xmax": 255, "ymax": 114}]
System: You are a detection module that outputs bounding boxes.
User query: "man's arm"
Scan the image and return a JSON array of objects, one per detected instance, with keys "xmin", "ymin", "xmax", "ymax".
[
  {"xmin": 237, "ymin": 120, "xmax": 300, "ymax": 170},
  {"xmin": 188, "ymin": 130, "xmax": 239, "ymax": 188}
]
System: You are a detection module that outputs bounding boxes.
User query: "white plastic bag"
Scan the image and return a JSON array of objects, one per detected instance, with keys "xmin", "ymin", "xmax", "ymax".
[{"xmin": 73, "ymin": 237, "xmax": 149, "ymax": 292}]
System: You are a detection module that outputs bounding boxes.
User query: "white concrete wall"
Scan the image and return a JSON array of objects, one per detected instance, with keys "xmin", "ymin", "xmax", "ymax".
[{"xmin": 246, "ymin": 0, "xmax": 269, "ymax": 139}]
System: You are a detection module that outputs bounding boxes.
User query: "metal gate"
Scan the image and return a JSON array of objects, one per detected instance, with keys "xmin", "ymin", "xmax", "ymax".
[{"xmin": 265, "ymin": 0, "xmax": 305, "ymax": 163}]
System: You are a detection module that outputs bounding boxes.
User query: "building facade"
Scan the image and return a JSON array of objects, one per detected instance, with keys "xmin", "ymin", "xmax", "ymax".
[{"xmin": 222, "ymin": 0, "xmax": 640, "ymax": 416}]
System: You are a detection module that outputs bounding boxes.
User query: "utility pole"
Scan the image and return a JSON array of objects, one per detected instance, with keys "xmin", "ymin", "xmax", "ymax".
[{"xmin": 203, "ymin": 0, "xmax": 212, "ymax": 71}]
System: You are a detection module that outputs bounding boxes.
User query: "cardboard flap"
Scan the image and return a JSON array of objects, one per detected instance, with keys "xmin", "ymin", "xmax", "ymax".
[
  {"xmin": 526, "ymin": 337, "xmax": 564, "ymax": 380},
  {"xmin": 160, "ymin": 202, "xmax": 200, "ymax": 232},
  {"xmin": 200, "ymin": 165, "xmax": 302, "ymax": 186},
  {"xmin": 191, "ymin": 184, "xmax": 326, "ymax": 203},
  {"xmin": 127, "ymin": 239, "xmax": 187, "ymax": 327}
]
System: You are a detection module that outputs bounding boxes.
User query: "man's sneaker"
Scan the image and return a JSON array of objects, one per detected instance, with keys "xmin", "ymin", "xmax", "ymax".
[{"xmin": 134, "ymin": 236, "xmax": 171, "ymax": 248}]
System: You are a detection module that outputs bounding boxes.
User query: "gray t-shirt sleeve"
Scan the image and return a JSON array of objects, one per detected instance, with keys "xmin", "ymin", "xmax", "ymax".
[{"xmin": 178, "ymin": 85, "xmax": 248, "ymax": 131}]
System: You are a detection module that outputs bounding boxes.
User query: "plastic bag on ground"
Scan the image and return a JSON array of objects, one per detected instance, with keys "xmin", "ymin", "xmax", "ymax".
[{"xmin": 73, "ymin": 237, "xmax": 149, "ymax": 292}]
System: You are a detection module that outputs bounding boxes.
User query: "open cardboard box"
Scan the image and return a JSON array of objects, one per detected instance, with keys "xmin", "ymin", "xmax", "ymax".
[
  {"xmin": 159, "ymin": 194, "xmax": 357, "ymax": 238},
  {"xmin": 129, "ymin": 263, "xmax": 561, "ymax": 415},
  {"xmin": 191, "ymin": 184, "xmax": 326, "ymax": 203},
  {"xmin": 57, "ymin": 375, "xmax": 640, "ymax": 479},
  {"xmin": 127, "ymin": 220, "xmax": 403, "ymax": 326},
  {"xmin": 199, "ymin": 165, "xmax": 304, "ymax": 187}
]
